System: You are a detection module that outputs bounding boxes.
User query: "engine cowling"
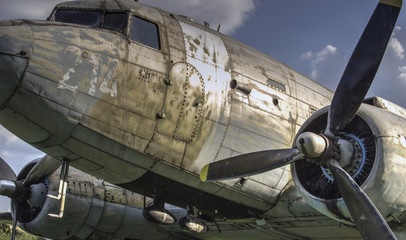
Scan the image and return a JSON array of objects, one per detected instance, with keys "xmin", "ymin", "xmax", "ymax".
[
  {"xmin": 14, "ymin": 162, "xmax": 185, "ymax": 240},
  {"xmin": 291, "ymin": 103, "xmax": 406, "ymax": 226}
]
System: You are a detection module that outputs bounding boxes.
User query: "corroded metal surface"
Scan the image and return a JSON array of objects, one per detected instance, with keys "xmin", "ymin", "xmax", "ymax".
[
  {"xmin": 1, "ymin": 0, "xmax": 406, "ymax": 239},
  {"xmin": 0, "ymin": 0, "xmax": 336, "ymax": 220}
]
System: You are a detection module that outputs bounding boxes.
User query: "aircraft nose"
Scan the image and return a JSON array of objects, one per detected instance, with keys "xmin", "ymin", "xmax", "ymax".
[{"xmin": 0, "ymin": 21, "xmax": 32, "ymax": 106}]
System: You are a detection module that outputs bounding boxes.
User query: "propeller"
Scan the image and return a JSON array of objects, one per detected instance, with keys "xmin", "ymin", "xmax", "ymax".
[
  {"xmin": 326, "ymin": 159, "xmax": 397, "ymax": 239},
  {"xmin": 325, "ymin": 0, "xmax": 402, "ymax": 137},
  {"xmin": 10, "ymin": 201, "xmax": 18, "ymax": 240},
  {"xmin": 0, "ymin": 158, "xmax": 19, "ymax": 240},
  {"xmin": 0, "ymin": 156, "xmax": 59, "ymax": 240},
  {"xmin": 200, "ymin": 1, "xmax": 402, "ymax": 239},
  {"xmin": 0, "ymin": 157, "xmax": 16, "ymax": 182},
  {"xmin": 200, "ymin": 149, "xmax": 303, "ymax": 182}
]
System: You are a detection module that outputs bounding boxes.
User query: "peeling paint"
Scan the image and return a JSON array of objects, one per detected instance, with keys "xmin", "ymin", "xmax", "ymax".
[
  {"xmin": 88, "ymin": 54, "xmax": 101, "ymax": 96},
  {"xmin": 57, "ymin": 46, "xmax": 120, "ymax": 98},
  {"xmin": 58, "ymin": 46, "xmax": 82, "ymax": 91},
  {"xmin": 99, "ymin": 59, "xmax": 119, "ymax": 97}
]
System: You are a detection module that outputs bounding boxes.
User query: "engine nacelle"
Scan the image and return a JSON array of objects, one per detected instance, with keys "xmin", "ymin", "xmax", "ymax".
[
  {"xmin": 14, "ymin": 162, "xmax": 184, "ymax": 240},
  {"xmin": 292, "ymin": 103, "xmax": 406, "ymax": 227}
]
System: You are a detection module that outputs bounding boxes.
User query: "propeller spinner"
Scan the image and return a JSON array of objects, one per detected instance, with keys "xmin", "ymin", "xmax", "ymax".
[{"xmin": 200, "ymin": 1, "xmax": 402, "ymax": 239}]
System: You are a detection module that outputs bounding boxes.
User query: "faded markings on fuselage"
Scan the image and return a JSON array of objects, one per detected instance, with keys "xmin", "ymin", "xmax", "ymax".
[
  {"xmin": 99, "ymin": 59, "xmax": 119, "ymax": 97},
  {"xmin": 58, "ymin": 46, "xmax": 82, "ymax": 91},
  {"xmin": 58, "ymin": 46, "xmax": 118, "ymax": 97}
]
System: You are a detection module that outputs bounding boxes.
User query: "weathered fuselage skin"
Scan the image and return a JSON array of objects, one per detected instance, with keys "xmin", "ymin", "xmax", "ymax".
[
  {"xmin": 1, "ymin": 1, "xmax": 406, "ymax": 239},
  {"xmin": 16, "ymin": 165, "xmax": 184, "ymax": 240}
]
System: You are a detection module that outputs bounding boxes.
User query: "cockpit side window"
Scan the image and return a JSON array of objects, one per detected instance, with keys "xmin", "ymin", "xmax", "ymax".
[
  {"xmin": 130, "ymin": 16, "xmax": 160, "ymax": 50},
  {"xmin": 54, "ymin": 9, "xmax": 128, "ymax": 34},
  {"xmin": 103, "ymin": 12, "xmax": 128, "ymax": 33},
  {"xmin": 55, "ymin": 10, "xmax": 101, "ymax": 27}
]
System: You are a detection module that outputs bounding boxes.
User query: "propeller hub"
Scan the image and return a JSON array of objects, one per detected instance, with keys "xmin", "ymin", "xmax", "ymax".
[{"xmin": 296, "ymin": 132, "xmax": 327, "ymax": 158}]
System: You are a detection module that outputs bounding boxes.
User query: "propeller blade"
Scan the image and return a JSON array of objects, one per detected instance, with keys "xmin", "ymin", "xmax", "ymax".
[
  {"xmin": 200, "ymin": 148, "xmax": 303, "ymax": 182},
  {"xmin": 326, "ymin": 159, "xmax": 397, "ymax": 240},
  {"xmin": 0, "ymin": 157, "xmax": 16, "ymax": 182},
  {"xmin": 23, "ymin": 155, "xmax": 61, "ymax": 186},
  {"xmin": 10, "ymin": 201, "xmax": 18, "ymax": 240},
  {"xmin": 326, "ymin": 0, "xmax": 402, "ymax": 136}
]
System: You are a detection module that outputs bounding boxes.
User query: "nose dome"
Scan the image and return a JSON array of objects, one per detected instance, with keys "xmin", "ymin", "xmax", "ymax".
[{"xmin": 0, "ymin": 21, "xmax": 32, "ymax": 106}]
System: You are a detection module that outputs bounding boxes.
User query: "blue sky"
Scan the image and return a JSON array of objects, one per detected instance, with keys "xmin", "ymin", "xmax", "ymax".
[{"xmin": 0, "ymin": 0, "xmax": 405, "ymax": 210}]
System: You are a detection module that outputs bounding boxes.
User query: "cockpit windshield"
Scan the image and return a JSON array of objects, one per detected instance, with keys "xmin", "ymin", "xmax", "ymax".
[
  {"xmin": 55, "ymin": 10, "xmax": 101, "ymax": 27},
  {"xmin": 52, "ymin": 9, "xmax": 161, "ymax": 50},
  {"xmin": 104, "ymin": 12, "xmax": 127, "ymax": 32},
  {"xmin": 54, "ymin": 9, "xmax": 127, "ymax": 33}
]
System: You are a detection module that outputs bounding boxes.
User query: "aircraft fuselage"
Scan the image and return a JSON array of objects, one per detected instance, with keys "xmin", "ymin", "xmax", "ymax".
[{"xmin": 0, "ymin": 1, "xmax": 334, "ymax": 219}]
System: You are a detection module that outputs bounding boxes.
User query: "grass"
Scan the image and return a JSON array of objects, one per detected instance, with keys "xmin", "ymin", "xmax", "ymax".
[{"xmin": 0, "ymin": 224, "xmax": 45, "ymax": 240}]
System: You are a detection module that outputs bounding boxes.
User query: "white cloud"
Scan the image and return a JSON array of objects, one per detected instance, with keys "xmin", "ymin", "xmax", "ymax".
[
  {"xmin": 398, "ymin": 66, "xmax": 406, "ymax": 81},
  {"xmin": 391, "ymin": 26, "xmax": 402, "ymax": 38},
  {"xmin": 0, "ymin": 126, "xmax": 44, "ymax": 175},
  {"xmin": 300, "ymin": 51, "xmax": 313, "ymax": 60},
  {"xmin": 141, "ymin": 0, "xmax": 256, "ymax": 34},
  {"xmin": 301, "ymin": 45, "xmax": 341, "ymax": 80},
  {"xmin": 389, "ymin": 37, "xmax": 405, "ymax": 60},
  {"xmin": 368, "ymin": 24, "xmax": 406, "ymax": 107},
  {"xmin": 313, "ymin": 45, "xmax": 337, "ymax": 64},
  {"xmin": 1, "ymin": 0, "xmax": 255, "ymax": 35}
]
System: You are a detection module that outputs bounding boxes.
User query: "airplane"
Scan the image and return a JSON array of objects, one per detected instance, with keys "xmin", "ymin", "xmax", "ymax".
[{"xmin": 0, "ymin": 0, "xmax": 405, "ymax": 239}]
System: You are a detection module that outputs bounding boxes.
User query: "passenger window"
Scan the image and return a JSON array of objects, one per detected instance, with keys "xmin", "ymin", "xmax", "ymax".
[
  {"xmin": 103, "ymin": 12, "xmax": 128, "ymax": 32},
  {"xmin": 55, "ymin": 10, "xmax": 101, "ymax": 27},
  {"xmin": 130, "ymin": 16, "xmax": 160, "ymax": 50}
]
